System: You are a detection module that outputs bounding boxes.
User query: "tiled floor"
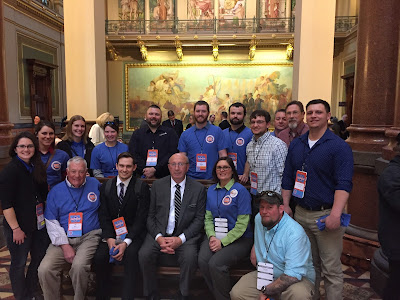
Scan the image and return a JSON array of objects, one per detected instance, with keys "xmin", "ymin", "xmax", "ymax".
[{"xmin": 0, "ymin": 246, "xmax": 382, "ymax": 300}]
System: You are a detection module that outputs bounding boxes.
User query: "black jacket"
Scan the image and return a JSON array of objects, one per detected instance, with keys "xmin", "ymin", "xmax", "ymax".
[
  {"xmin": 378, "ymin": 155, "xmax": 400, "ymax": 260},
  {"xmin": 0, "ymin": 157, "xmax": 48, "ymax": 233},
  {"xmin": 162, "ymin": 119, "xmax": 184, "ymax": 137},
  {"xmin": 99, "ymin": 177, "xmax": 150, "ymax": 241},
  {"xmin": 57, "ymin": 139, "xmax": 95, "ymax": 174},
  {"xmin": 219, "ymin": 119, "xmax": 230, "ymax": 130}
]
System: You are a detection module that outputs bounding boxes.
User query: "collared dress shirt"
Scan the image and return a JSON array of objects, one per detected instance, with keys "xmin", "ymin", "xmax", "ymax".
[
  {"xmin": 277, "ymin": 122, "xmax": 309, "ymax": 147},
  {"xmin": 246, "ymin": 131, "xmax": 288, "ymax": 193}
]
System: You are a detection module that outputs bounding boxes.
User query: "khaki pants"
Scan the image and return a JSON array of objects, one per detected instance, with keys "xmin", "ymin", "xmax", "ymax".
[
  {"xmin": 230, "ymin": 270, "xmax": 314, "ymax": 300},
  {"xmin": 295, "ymin": 206, "xmax": 345, "ymax": 300},
  {"xmin": 38, "ymin": 229, "xmax": 101, "ymax": 300}
]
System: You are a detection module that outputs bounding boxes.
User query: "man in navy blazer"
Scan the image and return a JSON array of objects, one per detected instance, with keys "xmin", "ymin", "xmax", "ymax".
[
  {"xmin": 162, "ymin": 110, "xmax": 184, "ymax": 137},
  {"xmin": 138, "ymin": 153, "xmax": 206, "ymax": 300}
]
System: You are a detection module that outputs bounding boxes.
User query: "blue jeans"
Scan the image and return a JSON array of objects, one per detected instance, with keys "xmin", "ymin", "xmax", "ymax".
[{"xmin": 4, "ymin": 225, "xmax": 50, "ymax": 300}]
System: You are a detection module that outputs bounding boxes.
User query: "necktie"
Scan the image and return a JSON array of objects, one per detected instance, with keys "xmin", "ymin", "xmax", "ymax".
[
  {"xmin": 119, "ymin": 182, "xmax": 125, "ymax": 206},
  {"xmin": 174, "ymin": 184, "xmax": 181, "ymax": 225}
]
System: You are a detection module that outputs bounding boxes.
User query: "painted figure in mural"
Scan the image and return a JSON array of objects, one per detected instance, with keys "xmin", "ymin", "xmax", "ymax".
[
  {"xmin": 224, "ymin": 0, "xmax": 238, "ymax": 10},
  {"xmin": 264, "ymin": 0, "xmax": 270, "ymax": 18},
  {"xmin": 158, "ymin": 0, "xmax": 168, "ymax": 21},
  {"xmin": 273, "ymin": 0, "xmax": 280, "ymax": 18},
  {"xmin": 121, "ymin": 0, "xmax": 138, "ymax": 20},
  {"xmin": 233, "ymin": 2, "xmax": 245, "ymax": 19}
]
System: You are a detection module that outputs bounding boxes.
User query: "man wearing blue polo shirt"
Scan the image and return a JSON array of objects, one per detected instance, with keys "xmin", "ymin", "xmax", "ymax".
[
  {"xmin": 178, "ymin": 100, "xmax": 228, "ymax": 180},
  {"xmin": 281, "ymin": 99, "xmax": 354, "ymax": 300},
  {"xmin": 38, "ymin": 156, "xmax": 101, "ymax": 300},
  {"xmin": 223, "ymin": 102, "xmax": 253, "ymax": 176}
]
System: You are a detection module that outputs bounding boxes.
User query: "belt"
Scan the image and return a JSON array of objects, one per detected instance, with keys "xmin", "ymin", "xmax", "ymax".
[{"xmin": 298, "ymin": 203, "xmax": 333, "ymax": 211}]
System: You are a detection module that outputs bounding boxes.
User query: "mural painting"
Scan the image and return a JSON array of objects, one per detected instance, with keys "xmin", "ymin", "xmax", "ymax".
[
  {"xmin": 188, "ymin": 0, "xmax": 214, "ymax": 20},
  {"xmin": 219, "ymin": 0, "xmax": 246, "ymax": 22},
  {"xmin": 124, "ymin": 63, "xmax": 293, "ymax": 131},
  {"xmin": 119, "ymin": 0, "xmax": 145, "ymax": 20}
]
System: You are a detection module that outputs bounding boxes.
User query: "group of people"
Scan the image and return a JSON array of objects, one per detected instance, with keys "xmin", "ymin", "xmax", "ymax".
[{"xmin": 0, "ymin": 98, "xmax": 356, "ymax": 300}]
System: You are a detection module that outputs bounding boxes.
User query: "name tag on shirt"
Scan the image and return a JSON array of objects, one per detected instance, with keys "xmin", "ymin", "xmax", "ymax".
[
  {"xmin": 292, "ymin": 170, "xmax": 307, "ymax": 199},
  {"xmin": 215, "ymin": 217, "xmax": 228, "ymax": 240},
  {"xmin": 196, "ymin": 154, "xmax": 207, "ymax": 172},
  {"xmin": 257, "ymin": 262, "xmax": 274, "ymax": 290},
  {"xmin": 228, "ymin": 152, "xmax": 238, "ymax": 168},
  {"xmin": 67, "ymin": 212, "xmax": 83, "ymax": 237},
  {"xmin": 146, "ymin": 149, "xmax": 158, "ymax": 166},
  {"xmin": 113, "ymin": 217, "xmax": 128, "ymax": 241},
  {"xmin": 250, "ymin": 172, "xmax": 258, "ymax": 195},
  {"xmin": 36, "ymin": 203, "xmax": 45, "ymax": 230}
]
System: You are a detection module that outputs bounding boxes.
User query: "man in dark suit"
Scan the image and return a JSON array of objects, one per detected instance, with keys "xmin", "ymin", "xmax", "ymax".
[
  {"xmin": 93, "ymin": 152, "xmax": 150, "ymax": 300},
  {"xmin": 138, "ymin": 153, "xmax": 207, "ymax": 300},
  {"xmin": 219, "ymin": 111, "xmax": 230, "ymax": 130},
  {"xmin": 162, "ymin": 110, "xmax": 184, "ymax": 137}
]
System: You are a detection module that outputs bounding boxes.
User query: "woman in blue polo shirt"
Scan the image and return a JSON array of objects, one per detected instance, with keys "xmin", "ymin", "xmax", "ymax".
[
  {"xmin": 90, "ymin": 121, "xmax": 128, "ymax": 177},
  {"xmin": 198, "ymin": 157, "xmax": 253, "ymax": 300},
  {"xmin": 35, "ymin": 120, "xmax": 69, "ymax": 189}
]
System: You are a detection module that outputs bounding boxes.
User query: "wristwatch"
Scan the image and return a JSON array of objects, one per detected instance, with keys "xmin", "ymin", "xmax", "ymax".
[{"xmin": 260, "ymin": 285, "xmax": 267, "ymax": 294}]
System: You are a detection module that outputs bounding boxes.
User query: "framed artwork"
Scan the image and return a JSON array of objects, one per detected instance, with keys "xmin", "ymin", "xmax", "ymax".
[{"xmin": 124, "ymin": 63, "xmax": 293, "ymax": 131}]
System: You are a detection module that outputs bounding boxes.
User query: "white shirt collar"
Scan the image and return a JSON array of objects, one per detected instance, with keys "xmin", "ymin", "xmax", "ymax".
[
  {"xmin": 116, "ymin": 175, "xmax": 133, "ymax": 187},
  {"xmin": 171, "ymin": 176, "xmax": 187, "ymax": 190},
  {"xmin": 65, "ymin": 177, "xmax": 87, "ymax": 188}
]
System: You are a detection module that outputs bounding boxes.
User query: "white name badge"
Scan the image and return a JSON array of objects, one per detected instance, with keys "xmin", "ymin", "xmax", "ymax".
[
  {"xmin": 215, "ymin": 217, "xmax": 228, "ymax": 240},
  {"xmin": 257, "ymin": 262, "xmax": 274, "ymax": 290},
  {"xmin": 292, "ymin": 170, "xmax": 307, "ymax": 199}
]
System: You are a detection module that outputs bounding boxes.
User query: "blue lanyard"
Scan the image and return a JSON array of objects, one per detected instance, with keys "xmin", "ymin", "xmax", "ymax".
[
  {"xmin": 194, "ymin": 127, "xmax": 209, "ymax": 153},
  {"xmin": 65, "ymin": 182, "xmax": 86, "ymax": 212}
]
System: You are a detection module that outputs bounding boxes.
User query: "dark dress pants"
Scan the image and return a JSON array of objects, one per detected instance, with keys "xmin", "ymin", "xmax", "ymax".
[
  {"xmin": 384, "ymin": 259, "xmax": 400, "ymax": 300},
  {"xmin": 198, "ymin": 236, "xmax": 253, "ymax": 300},
  {"xmin": 5, "ymin": 226, "xmax": 50, "ymax": 300},
  {"xmin": 93, "ymin": 240, "xmax": 142, "ymax": 300},
  {"xmin": 138, "ymin": 233, "xmax": 198, "ymax": 297}
]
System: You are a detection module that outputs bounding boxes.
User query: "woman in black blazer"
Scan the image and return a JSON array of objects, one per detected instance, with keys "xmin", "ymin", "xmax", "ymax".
[
  {"xmin": 57, "ymin": 115, "xmax": 95, "ymax": 175},
  {"xmin": 0, "ymin": 132, "xmax": 49, "ymax": 300}
]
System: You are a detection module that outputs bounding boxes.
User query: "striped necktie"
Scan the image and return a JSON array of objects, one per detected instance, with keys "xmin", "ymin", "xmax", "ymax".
[
  {"xmin": 174, "ymin": 184, "xmax": 181, "ymax": 226},
  {"xmin": 119, "ymin": 182, "xmax": 125, "ymax": 206}
]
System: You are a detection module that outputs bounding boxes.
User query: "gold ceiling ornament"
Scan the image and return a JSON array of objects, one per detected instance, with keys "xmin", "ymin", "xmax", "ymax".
[
  {"xmin": 175, "ymin": 39, "xmax": 183, "ymax": 61},
  {"xmin": 286, "ymin": 39, "xmax": 294, "ymax": 60},
  {"xmin": 211, "ymin": 38, "xmax": 219, "ymax": 61},
  {"xmin": 106, "ymin": 41, "xmax": 118, "ymax": 61},
  {"xmin": 138, "ymin": 40, "xmax": 148, "ymax": 61},
  {"xmin": 232, "ymin": 35, "xmax": 237, "ymax": 39},
  {"xmin": 194, "ymin": 35, "xmax": 198, "ymax": 39},
  {"xmin": 249, "ymin": 37, "xmax": 257, "ymax": 61},
  {"xmin": 156, "ymin": 35, "xmax": 160, "ymax": 40}
]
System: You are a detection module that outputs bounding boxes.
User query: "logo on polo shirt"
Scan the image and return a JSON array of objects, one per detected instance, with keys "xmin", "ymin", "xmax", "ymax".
[
  {"xmin": 222, "ymin": 195, "xmax": 232, "ymax": 205},
  {"xmin": 87, "ymin": 192, "xmax": 97, "ymax": 202},
  {"xmin": 51, "ymin": 160, "xmax": 62, "ymax": 171},
  {"xmin": 206, "ymin": 135, "xmax": 215, "ymax": 143},
  {"xmin": 230, "ymin": 189, "xmax": 238, "ymax": 198},
  {"xmin": 236, "ymin": 137, "xmax": 245, "ymax": 146}
]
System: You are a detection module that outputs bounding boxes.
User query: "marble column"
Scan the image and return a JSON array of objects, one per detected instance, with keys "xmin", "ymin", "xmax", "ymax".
[
  {"xmin": 0, "ymin": 0, "xmax": 14, "ymax": 160},
  {"xmin": 0, "ymin": 0, "xmax": 13, "ymax": 248},
  {"xmin": 346, "ymin": 0, "xmax": 400, "ymax": 239}
]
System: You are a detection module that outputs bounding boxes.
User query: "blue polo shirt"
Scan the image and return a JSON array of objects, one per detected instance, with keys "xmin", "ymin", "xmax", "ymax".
[
  {"xmin": 223, "ymin": 125, "xmax": 253, "ymax": 175},
  {"xmin": 41, "ymin": 149, "xmax": 69, "ymax": 189},
  {"xmin": 281, "ymin": 129, "xmax": 354, "ymax": 209},
  {"xmin": 207, "ymin": 181, "xmax": 252, "ymax": 238},
  {"xmin": 90, "ymin": 142, "xmax": 128, "ymax": 177},
  {"xmin": 45, "ymin": 177, "xmax": 101, "ymax": 235},
  {"xmin": 254, "ymin": 212, "xmax": 315, "ymax": 283},
  {"xmin": 178, "ymin": 123, "xmax": 228, "ymax": 179}
]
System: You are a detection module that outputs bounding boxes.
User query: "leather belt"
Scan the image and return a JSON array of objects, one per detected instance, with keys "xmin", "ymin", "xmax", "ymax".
[{"xmin": 298, "ymin": 203, "xmax": 333, "ymax": 211}]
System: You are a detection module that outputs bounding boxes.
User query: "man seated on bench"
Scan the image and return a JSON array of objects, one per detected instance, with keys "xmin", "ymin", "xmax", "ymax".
[
  {"xmin": 139, "ymin": 153, "xmax": 206, "ymax": 300},
  {"xmin": 38, "ymin": 156, "xmax": 102, "ymax": 300},
  {"xmin": 230, "ymin": 191, "xmax": 315, "ymax": 300}
]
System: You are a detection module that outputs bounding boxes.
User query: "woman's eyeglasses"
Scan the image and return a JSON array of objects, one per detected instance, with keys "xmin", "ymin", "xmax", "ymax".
[
  {"xmin": 16, "ymin": 144, "xmax": 34, "ymax": 149},
  {"xmin": 216, "ymin": 166, "xmax": 231, "ymax": 171}
]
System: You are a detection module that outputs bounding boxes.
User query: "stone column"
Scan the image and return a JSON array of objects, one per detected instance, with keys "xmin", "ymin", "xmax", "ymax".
[
  {"xmin": 292, "ymin": 0, "xmax": 336, "ymax": 108},
  {"xmin": 0, "ymin": 0, "xmax": 14, "ymax": 248},
  {"xmin": 64, "ymin": 0, "xmax": 108, "ymax": 121},
  {"xmin": 346, "ymin": 0, "xmax": 400, "ymax": 239}
]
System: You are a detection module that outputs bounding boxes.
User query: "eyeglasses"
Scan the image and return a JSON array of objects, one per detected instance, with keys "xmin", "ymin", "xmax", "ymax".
[
  {"xmin": 16, "ymin": 144, "xmax": 34, "ymax": 149},
  {"xmin": 250, "ymin": 120, "xmax": 266, "ymax": 125},
  {"xmin": 216, "ymin": 166, "xmax": 231, "ymax": 171},
  {"xmin": 169, "ymin": 162, "xmax": 188, "ymax": 167}
]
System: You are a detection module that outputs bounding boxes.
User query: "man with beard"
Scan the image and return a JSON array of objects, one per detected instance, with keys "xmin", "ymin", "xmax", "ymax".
[
  {"xmin": 178, "ymin": 100, "xmax": 228, "ymax": 180},
  {"xmin": 230, "ymin": 191, "xmax": 315, "ymax": 300},
  {"xmin": 271, "ymin": 109, "xmax": 288, "ymax": 137},
  {"xmin": 277, "ymin": 101, "xmax": 309, "ymax": 147},
  {"xmin": 223, "ymin": 103, "xmax": 253, "ymax": 176},
  {"xmin": 129, "ymin": 105, "xmax": 179, "ymax": 179}
]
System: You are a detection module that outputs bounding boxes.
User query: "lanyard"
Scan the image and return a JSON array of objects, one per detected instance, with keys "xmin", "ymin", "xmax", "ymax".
[
  {"xmin": 106, "ymin": 143, "xmax": 118, "ymax": 171},
  {"xmin": 216, "ymin": 188, "xmax": 229, "ymax": 217},
  {"xmin": 194, "ymin": 127, "xmax": 209, "ymax": 153},
  {"xmin": 251, "ymin": 137, "xmax": 267, "ymax": 169},
  {"xmin": 265, "ymin": 221, "xmax": 280, "ymax": 254},
  {"xmin": 65, "ymin": 182, "xmax": 86, "ymax": 212},
  {"xmin": 229, "ymin": 130, "xmax": 240, "ymax": 152}
]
